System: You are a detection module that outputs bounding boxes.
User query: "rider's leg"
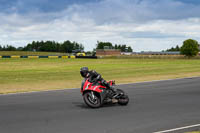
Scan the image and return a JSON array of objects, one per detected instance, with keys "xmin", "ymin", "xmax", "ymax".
[{"xmin": 102, "ymin": 79, "xmax": 117, "ymax": 93}]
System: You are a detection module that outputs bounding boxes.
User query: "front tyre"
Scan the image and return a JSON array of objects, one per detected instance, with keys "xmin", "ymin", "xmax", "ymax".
[{"xmin": 83, "ymin": 91, "xmax": 101, "ymax": 108}]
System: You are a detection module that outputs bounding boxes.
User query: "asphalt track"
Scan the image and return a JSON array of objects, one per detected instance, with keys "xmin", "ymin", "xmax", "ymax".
[{"xmin": 0, "ymin": 77, "xmax": 200, "ymax": 133}]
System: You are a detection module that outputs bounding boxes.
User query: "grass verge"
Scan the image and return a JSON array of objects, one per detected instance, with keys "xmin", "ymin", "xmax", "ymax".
[
  {"xmin": 186, "ymin": 131, "xmax": 200, "ymax": 133},
  {"xmin": 1, "ymin": 58, "xmax": 200, "ymax": 94}
]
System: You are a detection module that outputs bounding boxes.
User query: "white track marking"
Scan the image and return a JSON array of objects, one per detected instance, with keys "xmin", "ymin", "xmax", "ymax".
[
  {"xmin": 1, "ymin": 76, "xmax": 200, "ymax": 96},
  {"xmin": 153, "ymin": 123, "xmax": 200, "ymax": 133}
]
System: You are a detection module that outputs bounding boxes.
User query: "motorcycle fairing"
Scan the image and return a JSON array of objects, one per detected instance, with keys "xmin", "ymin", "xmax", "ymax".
[{"xmin": 82, "ymin": 79, "xmax": 106, "ymax": 93}]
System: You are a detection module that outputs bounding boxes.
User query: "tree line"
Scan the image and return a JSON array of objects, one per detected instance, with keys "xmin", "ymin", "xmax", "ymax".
[
  {"xmin": 0, "ymin": 45, "xmax": 20, "ymax": 51},
  {"xmin": 96, "ymin": 41, "xmax": 133, "ymax": 52},
  {"xmin": 166, "ymin": 45, "xmax": 180, "ymax": 52},
  {"xmin": 165, "ymin": 39, "xmax": 200, "ymax": 57},
  {"xmin": 0, "ymin": 40, "xmax": 84, "ymax": 53},
  {"xmin": 0, "ymin": 40, "xmax": 133, "ymax": 53}
]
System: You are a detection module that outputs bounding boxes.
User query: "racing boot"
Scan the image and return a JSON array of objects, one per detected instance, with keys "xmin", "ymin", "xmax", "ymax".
[{"xmin": 110, "ymin": 86, "xmax": 121, "ymax": 98}]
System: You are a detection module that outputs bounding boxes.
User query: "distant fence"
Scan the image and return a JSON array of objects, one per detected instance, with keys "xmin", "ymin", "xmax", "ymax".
[
  {"xmin": 132, "ymin": 51, "xmax": 180, "ymax": 55},
  {"xmin": 76, "ymin": 56, "xmax": 97, "ymax": 59},
  {"xmin": 96, "ymin": 49, "xmax": 121, "ymax": 56},
  {"xmin": 0, "ymin": 55, "xmax": 97, "ymax": 59}
]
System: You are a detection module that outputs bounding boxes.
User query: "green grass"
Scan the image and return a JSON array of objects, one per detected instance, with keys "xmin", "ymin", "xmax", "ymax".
[
  {"xmin": 0, "ymin": 51, "xmax": 69, "ymax": 56},
  {"xmin": 1, "ymin": 58, "xmax": 200, "ymax": 94},
  {"xmin": 185, "ymin": 131, "xmax": 200, "ymax": 133}
]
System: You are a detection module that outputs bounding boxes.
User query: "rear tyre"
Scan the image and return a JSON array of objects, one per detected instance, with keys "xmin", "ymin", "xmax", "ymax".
[
  {"xmin": 83, "ymin": 91, "xmax": 101, "ymax": 108},
  {"xmin": 116, "ymin": 89, "xmax": 129, "ymax": 105},
  {"xmin": 118, "ymin": 95, "xmax": 129, "ymax": 105}
]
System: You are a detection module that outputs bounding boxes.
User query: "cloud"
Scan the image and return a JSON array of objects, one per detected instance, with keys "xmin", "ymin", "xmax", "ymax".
[
  {"xmin": 3, "ymin": 0, "xmax": 200, "ymax": 23},
  {"xmin": 175, "ymin": 0, "xmax": 200, "ymax": 5},
  {"xmin": 0, "ymin": 0, "xmax": 101, "ymax": 14},
  {"xmin": 1, "ymin": 0, "xmax": 200, "ymax": 51},
  {"xmin": 59, "ymin": 0, "xmax": 200, "ymax": 24},
  {"xmin": 122, "ymin": 31, "xmax": 185, "ymax": 39}
]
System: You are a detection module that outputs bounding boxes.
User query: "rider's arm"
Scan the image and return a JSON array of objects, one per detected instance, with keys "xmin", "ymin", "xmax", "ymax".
[
  {"xmin": 91, "ymin": 71, "xmax": 109, "ymax": 87},
  {"xmin": 88, "ymin": 70, "xmax": 102, "ymax": 83},
  {"xmin": 89, "ymin": 70, "xmax": 113, "ymax": 90},
  {"xmin": 81, "ymin": 78, "xmax": 86, "ymax": 91}
]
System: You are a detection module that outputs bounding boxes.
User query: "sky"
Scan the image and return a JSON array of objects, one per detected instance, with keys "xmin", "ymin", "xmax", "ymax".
[{"xmin": 0, "ymin": 0, "xmax": 200, "ymax": 52}]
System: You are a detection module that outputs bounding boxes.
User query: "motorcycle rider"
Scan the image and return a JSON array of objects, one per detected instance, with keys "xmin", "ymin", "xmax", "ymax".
[{"xmin": 80, "ymin": 67, "xmax": 116, "ymax": 93}]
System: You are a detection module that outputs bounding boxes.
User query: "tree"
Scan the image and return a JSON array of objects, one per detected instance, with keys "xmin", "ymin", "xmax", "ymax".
[
  {"xmin": 121, "ymin": 45, "xmax": 126, "ymax": 52},
  {"xmin": 96, "ymin": 41, "xmax": 113, "ymax": 49},
  {"xmin": 96, "ymin": 41, "xmax": 133, "ymax": 52},
  {"xmin": 175, "ymin": 45, "xmax": 180, "ymax": 51},
  {"xmin": 17, "ymin": 47, "xmax": 23, "ymax": 51},
  {"xmin": 127, "ymin": 46, "xmax": 133, "ymax": 52},
  {"xmin": 180, "ymin": 39, "xmax": 199, "ymax": 57},
  {"xmin": 22, "ymin": 40, "xmax": 84, "ymax": 53},
  {"xmin": 114, "ymin": 44, "xmax": 118, "ymax": 49},
  {"xmin": 166, "ymin": 45, "xmax": 180, "ymax": 52},
  {"xmin": 2, "ymin": 45, "xmax": 17, "ymax": 51}
]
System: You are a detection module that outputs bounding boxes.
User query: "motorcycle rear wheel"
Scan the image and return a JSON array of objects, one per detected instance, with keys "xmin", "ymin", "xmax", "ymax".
[
  {"xmin": 116, "ymin": 89, "xmax": 129, "ymax": 105},
  {"xmin": 83, "ymin": 91, "xmax": 101, "ymax": 108},
  {"xmin": 118, "ymin": 95, "xmax": 129, "ymax": 105}
]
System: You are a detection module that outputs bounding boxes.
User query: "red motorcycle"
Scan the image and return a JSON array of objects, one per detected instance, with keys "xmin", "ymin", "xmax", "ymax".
[{"xmin": 81, "ymin": 79, "xmax": 129, "ymax": 108}]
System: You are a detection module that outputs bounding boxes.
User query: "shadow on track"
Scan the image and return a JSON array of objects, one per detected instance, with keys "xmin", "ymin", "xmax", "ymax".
[{"xmin": 73, "ymin": 102, "xmax": 120, "ymax": 109}]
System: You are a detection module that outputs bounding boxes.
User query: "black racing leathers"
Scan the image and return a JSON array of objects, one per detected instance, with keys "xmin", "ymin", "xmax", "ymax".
[{"xmin": 86, "ymin": 70, "xmax": 113, "ymax": 90}]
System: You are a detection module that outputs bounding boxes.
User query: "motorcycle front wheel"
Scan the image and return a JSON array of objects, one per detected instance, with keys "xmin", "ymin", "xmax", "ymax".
[{"xmin": 83, "ymin": 91, "xmax": 101, "ymax": 108}]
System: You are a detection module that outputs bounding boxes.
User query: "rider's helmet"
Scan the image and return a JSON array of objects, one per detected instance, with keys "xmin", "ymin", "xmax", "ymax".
[{"xmin": 80, "ymin": 67, "xmax": 89, "ymax": 78}]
